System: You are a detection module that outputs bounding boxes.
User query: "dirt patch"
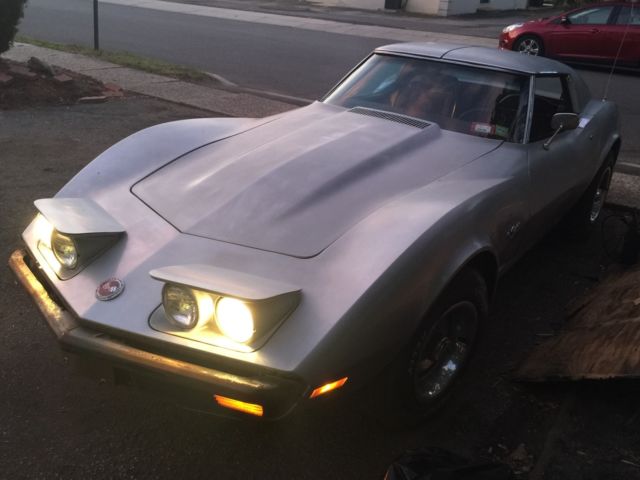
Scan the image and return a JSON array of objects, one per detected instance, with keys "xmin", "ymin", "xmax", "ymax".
[{"xmin": 0, "ymin": 58, "xmax": 122, "ymax": 110}]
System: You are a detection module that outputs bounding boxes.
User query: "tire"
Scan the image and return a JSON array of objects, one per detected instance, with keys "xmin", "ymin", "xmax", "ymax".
[
  {"xmin": 568, "ymin": 150, "xmax": 616, "ymax": 238},
  {"xmin": 371, "ymin": 268, "xmax": 489, "ymax": 428},
  {"xmin": 513, "ymin": 35, "xmax": 545, "ymax": 56}
]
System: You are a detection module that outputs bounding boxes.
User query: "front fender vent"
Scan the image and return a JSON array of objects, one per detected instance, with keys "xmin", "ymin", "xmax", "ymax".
[{"xmin": 348, "ymin": 107, "xmax": 431, "ymax": 129}]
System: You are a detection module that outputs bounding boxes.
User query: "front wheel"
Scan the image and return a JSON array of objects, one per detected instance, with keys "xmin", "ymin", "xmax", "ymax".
[
  {"xmin": 513, "ymin": 35, "xmax": 544, "ymax": 56},
  {"xmin": 373, "ymin": 268, "xmax": 489, "ymax": 427}
]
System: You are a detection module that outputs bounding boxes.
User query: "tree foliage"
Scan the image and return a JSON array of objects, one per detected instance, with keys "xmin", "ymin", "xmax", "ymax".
[{"xmin": 0, "ymin": 0, "xmax": 27, "ymax": 55}]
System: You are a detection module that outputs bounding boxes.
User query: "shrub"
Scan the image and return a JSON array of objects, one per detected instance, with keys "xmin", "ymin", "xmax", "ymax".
[{"xmin": 0, "ymin": 0, "xmax": 28, "ymax": 56}]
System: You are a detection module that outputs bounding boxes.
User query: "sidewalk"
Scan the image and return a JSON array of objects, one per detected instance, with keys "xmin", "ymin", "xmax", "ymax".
[{"xmin": 3, "ymin": 39, "xmax": 639, "ymax": 211}]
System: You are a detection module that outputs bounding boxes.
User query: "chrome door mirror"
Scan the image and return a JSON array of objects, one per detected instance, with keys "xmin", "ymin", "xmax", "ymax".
[
  {"xmin": 560, "ymin": 15, "xmax": 570, "ymax": 25},
  {"xmin": 544, "ymin": 113, "xmax": 580, "ymax": 150},
  {"xmin": 550, "ymin": 112, "xmax": 579, "ymax": 131}
]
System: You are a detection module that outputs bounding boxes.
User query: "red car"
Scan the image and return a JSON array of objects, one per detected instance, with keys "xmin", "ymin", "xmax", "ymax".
[{"xmin": 499, "ymin": 2, "xmax": 640, "ymax": 65}]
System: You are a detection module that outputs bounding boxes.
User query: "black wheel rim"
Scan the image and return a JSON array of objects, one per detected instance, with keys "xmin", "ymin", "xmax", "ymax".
[{"xmin": 412, "ymin": 301, "xmax": 478, "ymax": 402}]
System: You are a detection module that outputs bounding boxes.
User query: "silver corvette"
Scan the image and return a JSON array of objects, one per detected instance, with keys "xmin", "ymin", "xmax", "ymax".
[{"xmin": 10, "ymin": 43, "xmax": 620, "ymax": 421}]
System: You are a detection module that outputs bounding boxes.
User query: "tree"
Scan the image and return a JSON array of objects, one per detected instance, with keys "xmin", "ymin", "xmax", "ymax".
[{"xmin": 0, "ymin": 0, "xmax": 28, "ymax": 56}]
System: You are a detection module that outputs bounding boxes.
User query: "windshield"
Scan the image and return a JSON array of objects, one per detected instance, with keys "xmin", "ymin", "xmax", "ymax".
[{"xmin": 324, "ymin": 54, "xmax": 531, "ymax": 143}]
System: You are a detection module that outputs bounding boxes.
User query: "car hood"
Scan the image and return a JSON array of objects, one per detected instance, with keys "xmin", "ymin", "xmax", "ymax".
[{"xmin": 133, "ymin": 102, "xmax": 500, "ymax": 258}]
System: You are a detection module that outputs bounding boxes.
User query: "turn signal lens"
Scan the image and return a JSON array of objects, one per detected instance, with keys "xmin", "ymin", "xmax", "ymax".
[
  {"xmin": 309, "ymin": 377, "xmax": 348, "ymax": 399},
  {"xmin": 215, "ymin": 297, "xmax": 254, "ymax": 343},
  {"xmin": 51, "ymin": 230, "xmax": 78, "ymax": 269},
  {"xmin": 214, "ymin": 395, "xmax": 263, "ymax": 417}
]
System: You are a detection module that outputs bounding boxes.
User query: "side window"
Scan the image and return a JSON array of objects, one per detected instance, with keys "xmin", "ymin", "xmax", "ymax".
[
  {"xmin": 529, "ymin": 76, "xmax": 574, "ymax": 143},
  {"xmin": 615, "ymin": 6, "xmax": 640, "ymax": 25},
  {"xmin": 567, "ymin": 6, "xmax": 614, "ymax": 25}
]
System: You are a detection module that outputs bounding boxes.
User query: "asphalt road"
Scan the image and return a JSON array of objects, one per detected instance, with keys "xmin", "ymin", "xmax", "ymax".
[
  {"xmin": 17, "ymin": 0, "xmax": 640, "ymax": 162},
  {"xmin": 19, "ymin": 0, "xmax": 385, "ymax": 99}
]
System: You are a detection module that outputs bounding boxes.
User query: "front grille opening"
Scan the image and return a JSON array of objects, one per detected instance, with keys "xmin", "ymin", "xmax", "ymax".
[{"xmin": 348, "ymin": 107, "xmax": 431, "ymax": 129}]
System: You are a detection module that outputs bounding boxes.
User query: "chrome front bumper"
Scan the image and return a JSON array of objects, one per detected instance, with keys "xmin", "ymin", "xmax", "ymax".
[{"xmin": 9, "ymin": 249, "xmax": 306, "ymax": 419}]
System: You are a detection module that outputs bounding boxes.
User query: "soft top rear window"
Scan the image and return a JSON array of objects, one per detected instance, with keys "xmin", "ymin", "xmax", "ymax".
[{"xmin": 324, "ymin": 54, "xmax": 531, "ymax": 143}]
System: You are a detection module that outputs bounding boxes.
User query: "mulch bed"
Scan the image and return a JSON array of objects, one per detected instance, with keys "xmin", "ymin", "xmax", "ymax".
[{"xmin": 0, "ymin": 57, "xmax": 123, "ymax": 110}]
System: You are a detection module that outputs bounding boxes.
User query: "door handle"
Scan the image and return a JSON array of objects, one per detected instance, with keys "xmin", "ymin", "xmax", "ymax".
[{"xmin": 590, "ymin": 28, "xmax": 599, "ymax": 33}]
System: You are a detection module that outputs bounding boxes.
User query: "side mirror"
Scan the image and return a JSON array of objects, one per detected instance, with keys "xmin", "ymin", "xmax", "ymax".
[
  {"xmin": 560, "ymin": 15, "xmax": 570, "ymax": 25},
  {"xmin": 551, "ymin": 112, "xmax": 579, "ymax": 131},
  {"xmin": 544, "ymin": 113, "xmax": 580, "ymax": 150}
]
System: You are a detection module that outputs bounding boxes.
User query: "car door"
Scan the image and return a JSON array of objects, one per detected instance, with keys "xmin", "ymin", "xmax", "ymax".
[
  {"xmin": 524, "ymin": 75, "xmax": 598, "ymax": 246},
  {"xmin": 601, "ymin": 5, "xmax": 640, "ymax": 63},
  {"xmin": 548, "ymin": 5, "xmax": 616, "ymax": 61}
]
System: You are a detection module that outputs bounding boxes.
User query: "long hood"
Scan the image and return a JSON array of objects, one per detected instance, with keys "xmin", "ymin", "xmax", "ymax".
[{"xmin": 133, "ymin": 103, "xmax": 500, "ymax": 258}]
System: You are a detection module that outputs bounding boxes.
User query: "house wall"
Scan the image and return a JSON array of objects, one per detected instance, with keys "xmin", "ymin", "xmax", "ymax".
[{"xmin": 313, "ymin": 0, "xmax": 527, "ymax": 16}]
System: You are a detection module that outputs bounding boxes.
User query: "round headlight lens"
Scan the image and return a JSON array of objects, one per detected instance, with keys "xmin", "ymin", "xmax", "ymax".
[
  {"xmin": 215, "ymin": 297, "xmax": 254, "ymax": 343},
  {"xmin": 51, "ymin": 231, "xmax": 78, "ymax": 269},
  {"xmin": 163, "ymin": 284, "xmax": 200, "ymax": 330}
]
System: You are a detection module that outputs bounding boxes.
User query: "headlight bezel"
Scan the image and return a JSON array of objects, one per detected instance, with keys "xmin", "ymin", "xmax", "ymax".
[
  {"xmin": 150, "ymin": 265, "xmax": 301, "ymax": 352},
  {"xmin": 156, "ymin": 285, "xmax": 273, "ymax": 349},
  {"xmin": 30, "ymin": 199, "xmax": 125, "ymax": 280}
]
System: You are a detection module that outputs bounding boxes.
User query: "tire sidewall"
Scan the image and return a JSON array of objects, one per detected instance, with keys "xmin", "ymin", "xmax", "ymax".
[{"xmin": 382, "ymin": 268, "xmax": 489, "ymax": 425}]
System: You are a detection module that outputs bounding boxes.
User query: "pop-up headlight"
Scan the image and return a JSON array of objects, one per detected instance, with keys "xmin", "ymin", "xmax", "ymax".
[
  {"xmin": 150, "ymin": 265, "xmax": 300, "ymax": 351},
  {"xmin": 30, "ymin": 198, "xmax": 125, "ymax": 279}
]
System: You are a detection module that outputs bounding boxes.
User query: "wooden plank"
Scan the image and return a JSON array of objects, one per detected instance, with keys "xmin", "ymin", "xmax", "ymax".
[{"xmin": 515, "ymin": 264, "xmax": 640, "ymax": 381}]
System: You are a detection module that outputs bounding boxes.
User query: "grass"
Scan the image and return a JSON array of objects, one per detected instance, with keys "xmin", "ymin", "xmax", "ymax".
[{"xmin": 14, "ymin": 35, "xmax": 209, "ymax": 81}]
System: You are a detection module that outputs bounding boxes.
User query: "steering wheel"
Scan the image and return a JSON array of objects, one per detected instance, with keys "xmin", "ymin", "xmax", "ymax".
[
  {"xmin": 457, "ymin": 108, "xmax": 494, "ymax": 122},
  {"xmin": 497, "ymin": 93, "xmax": 521, "ymax": 106}
]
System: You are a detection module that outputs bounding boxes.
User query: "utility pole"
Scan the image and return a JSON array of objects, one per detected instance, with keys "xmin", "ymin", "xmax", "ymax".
[{"xmin": 93, "ymin": 0, "xmax": 100, "ymax": 51}]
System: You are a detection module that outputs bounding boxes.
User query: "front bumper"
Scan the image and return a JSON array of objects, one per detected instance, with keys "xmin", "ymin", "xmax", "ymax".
[{"xmin": 9, "ymin": 249, "xmax": 307, "ymax": 420}]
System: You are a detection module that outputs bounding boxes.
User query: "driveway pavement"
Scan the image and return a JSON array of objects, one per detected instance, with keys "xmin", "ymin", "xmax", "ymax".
[
  {"xmin": 1, "ymin": 88, "xmax": 640, "ymax": 480},
  {"xmin": 3, "ymin": 5, "xmax": 640, "ymax": 473}
]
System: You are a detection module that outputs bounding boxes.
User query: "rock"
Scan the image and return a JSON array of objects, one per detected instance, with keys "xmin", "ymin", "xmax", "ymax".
[
  {"xmin": 8, "ymin": 65, "xmax": 37, "ymax": 80},
  {"xmin": 509, "ymin": 443, "xmax": 530, "ymax": 463},
  {"xmin": 77, "ymin": 96, "xmax": 108, "ymax": 104},
  {"xmin": 0, "ymin": 72, "xmax": 13, "ymax": 86},
  {"xmin": 102, "ymin": 89, "xmax": 124, "ymax": 98},
  {"xmin": 103, "ymin": 82, "xmax": 122, "ymax": 92},
  {"xmin": 53, "ymin": 74, "xmax": 73, "ymax": 85},
  {"xmin": 27, "ymin": 57, "xmax": 56, "ymax": 77}
]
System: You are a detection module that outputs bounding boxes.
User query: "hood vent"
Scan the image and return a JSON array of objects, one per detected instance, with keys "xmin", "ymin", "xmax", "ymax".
[{"xmin": 348, "ymin": 107, "xmax": 431, "ymax": 129}]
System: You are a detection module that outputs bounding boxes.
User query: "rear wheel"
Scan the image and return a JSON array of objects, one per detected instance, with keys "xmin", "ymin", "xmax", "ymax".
[
  {"xmin": 569, "ymin": 151, "xmax": 616, "ymax": 238},
  {"xmin": 373, "ymin": 268, "xmax": 488, "ymax": 427},
  {"xmin": 513, "ymin": 35, "xmax": 544, "ymax": 56}
]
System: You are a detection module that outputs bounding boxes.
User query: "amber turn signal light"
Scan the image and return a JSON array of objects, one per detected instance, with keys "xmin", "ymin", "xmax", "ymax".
[
  {"xmin": 309, "ymin": 377, "xmax": 348, "ymax": 399},
  {"xmin": 214, "ymin": 394, "xmax": 264, "ymax": 417}
]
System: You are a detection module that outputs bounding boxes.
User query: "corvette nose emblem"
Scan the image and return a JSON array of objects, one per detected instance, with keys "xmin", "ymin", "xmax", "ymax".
[{"xmin": 96, "ymin": 278, "xmax": 125, "ymax": 301}]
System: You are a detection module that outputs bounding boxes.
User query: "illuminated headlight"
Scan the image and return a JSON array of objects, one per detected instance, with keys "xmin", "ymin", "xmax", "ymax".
[
  {"xmin": 150, "ymin": 265, "xmax": 301, "ymax": 351},
  {"xmin": 162, "ymin": 284, "xmax": 213, "ymax": 330},
  {"xmin": 502, "ymin": 23, "xmax": 523, "ymax": 33},
  {"xmin": 215, "ymin": 297, "xmax": 255, "ymax": 343},
  {"xmin": 30, "ymin": 211, "xmax": 123, "ymax": 279},
  {"xmin": 51, "ymin": 231, "xmax": 78, "ymax": 269}
]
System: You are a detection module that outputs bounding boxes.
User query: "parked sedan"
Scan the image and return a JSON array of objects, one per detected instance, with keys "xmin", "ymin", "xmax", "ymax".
[
  {"xmin": 10, "ymin": 43, "xmax": 620, "ymax": 423},
  {"xmin": 500, "ymin": 2, "xmax": 640, "ymax": 65}
]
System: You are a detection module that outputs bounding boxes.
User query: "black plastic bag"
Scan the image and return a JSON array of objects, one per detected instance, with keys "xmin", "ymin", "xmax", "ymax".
[{"xmin": 384, "ymin": 447, "xmax": 515, "ymax": 480}]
